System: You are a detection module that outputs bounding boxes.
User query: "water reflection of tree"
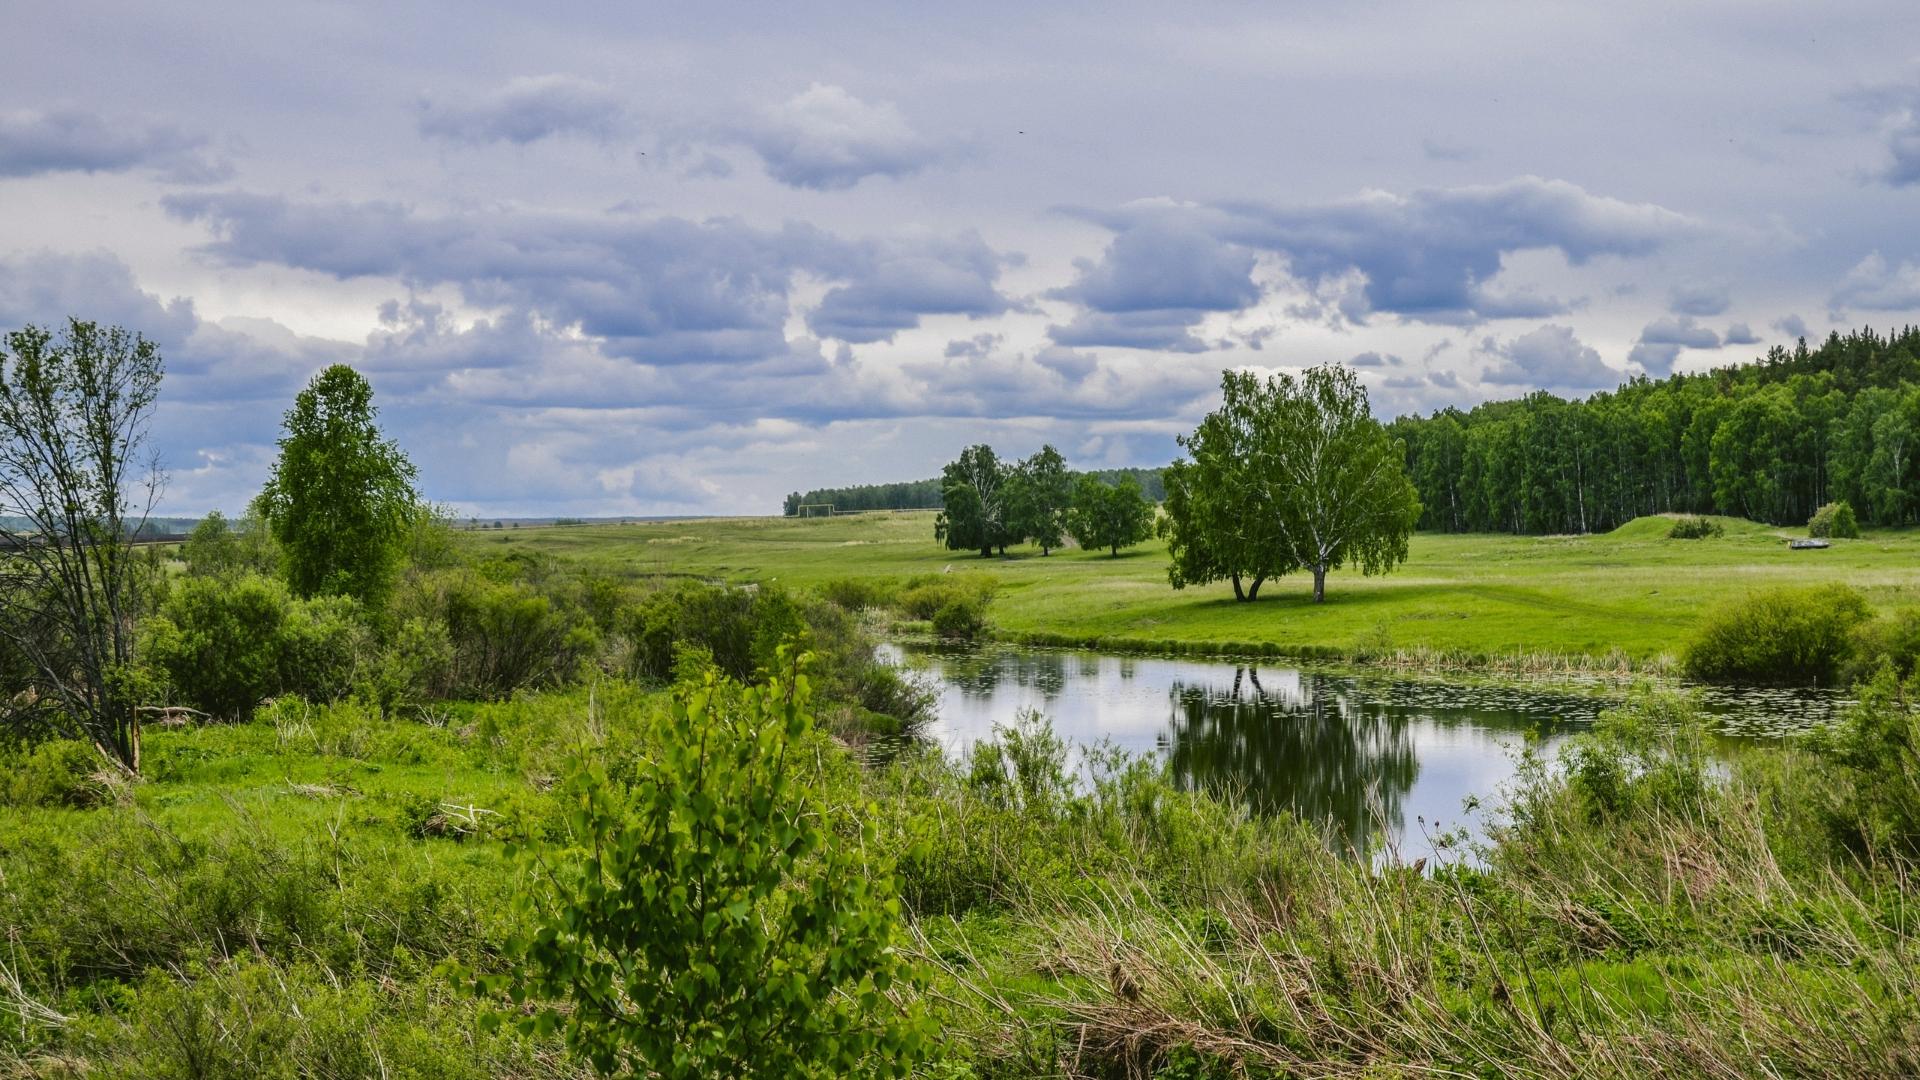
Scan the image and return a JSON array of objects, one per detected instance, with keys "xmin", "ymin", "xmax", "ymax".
[
  {"xmin": 935, "ymin": 647, "xmax": 1070, "ymax": 700},
  {"xmin": 1162, "ymin": 669, "xmax": 1417, "ymax": 855}
]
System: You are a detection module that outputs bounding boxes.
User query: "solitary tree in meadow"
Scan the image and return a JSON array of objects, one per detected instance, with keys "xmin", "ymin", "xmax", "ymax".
[
  {"xmin": 259, "ymin": 365, "xmax": 418, "ymax": 609},
  {"xmin": 1163, "ymin": 365, "xmax": 1419, "ymax": 602}
]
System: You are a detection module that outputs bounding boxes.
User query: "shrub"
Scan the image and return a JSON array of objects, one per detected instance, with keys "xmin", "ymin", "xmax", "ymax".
[
  {"xmin": 1562, "ymin": 693, "xmax": 1712, "ymax": 822},
  {"xmin": 621, "ymin": 581, "xmax": 807, "ymax": 683},
  {"xmin": 1808, "ymin": 500, "xmax": 1861, "ymax": 539},
  {"xmin": 931, "ymin": 599, "xmax": 988, "ymax": 640},
  {"xmin": 817, "ymin": 576, "xmax": 898, "ymax": 612},
  {"xmin": 2, "ymin": 738, "xmax": 115, "ymax": 808},
  {"xmin": 1808, "ymin": 666, "xmax": 1920, "ymax": 855},
  {"xmin": 145, "ymin": 574, "xmax": 367, "ymax": 720},
  {"xmin": 1667, "ymin": 516, "xmax": 1723, "ymax": 539},
  {"xmin": 1682, "ymin": 583, "xmax": 1871, "ymax": 685},
  {"xmin": 1846, "ymin": 607, "xmax": 1920, "ymax": 682},
  {"xmin": 490, "ymin": 650, "xmax": 930, "ymax": 1078},
  {"xmin": 407, "ymin": 571, "xmax": 599, "ymax": 698},
  {"xmin": 896, "ymin": 575, "xmax": 996, "ymax": 621}
]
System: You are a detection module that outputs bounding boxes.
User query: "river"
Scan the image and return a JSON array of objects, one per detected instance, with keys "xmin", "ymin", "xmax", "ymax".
[{"xmin": 877, "ymin": 642, "xmax": 1848, "ymax": 861}]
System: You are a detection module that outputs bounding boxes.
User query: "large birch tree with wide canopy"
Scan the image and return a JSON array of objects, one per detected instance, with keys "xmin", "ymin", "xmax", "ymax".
[{"xmin": 1162, "ymin": 364, "xmax": 1419, "ymax": 603}]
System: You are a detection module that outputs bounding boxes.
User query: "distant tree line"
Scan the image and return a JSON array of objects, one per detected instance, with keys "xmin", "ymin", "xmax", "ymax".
[
  {"xmin": 1391, "ymin": 326, "xmax": 1920, "ymax": 534},
  {"xmin": 782, "ymin": 480, "xmax": 942, "ymax": 515},
  {"xmin": 783, "ymin": 467, "xmax": 1164, "ymax": 516}
]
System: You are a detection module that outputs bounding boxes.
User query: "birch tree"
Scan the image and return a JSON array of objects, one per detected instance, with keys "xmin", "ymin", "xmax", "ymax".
[
  {"xmin": 1163, "ymin": 365, "xmax": 1418, "ymax": 603},
  {"xmin": 934, "ymin": 444, "xmax": 1014, "ymax": 557},
  {"xmin": 0, "ymin": 320, "xmax": 164, "ymax": 773}
]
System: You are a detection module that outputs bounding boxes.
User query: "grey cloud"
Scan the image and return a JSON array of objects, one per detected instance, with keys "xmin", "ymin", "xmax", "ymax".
[
  {"xmin": 944, "ymin": 332, "xmax": 1000, "ymax": 359},
  {"xmin": 1045, "ymin": 220, "xmax": 1259, "ymax": 350},
  {"xmin": 164, "ymin": 191, "xmax": 1013, "ymax": 364},
  {"xmin": 1033, "ymin": 345, "xmax": 1098, "ymax": 381},
  {"xmin": 1774, "ymin": 314, "xmax": 1810, "ymax": 339},
  {"xmin": 740, "ymin": 84, "xmax": 946, "ymax": 191},
  {"xmin": 1831, "ymin": 252, "xmax": 1920, "ymax": 311},
  {"xmin": 1075, "ymin": 176, "xmax": 1694, "ymax": 324},
  {"xmin": 1047, "ymin": 311, "xmax": 1210, "ymax": 353},
  {"xmin": 1723, "ymin": 322, "xmax": 1761, "ymax": 345},
  {"xmin": 1628, "ymin": 342, "xmax": 1684, "ymax": 376},
  {"xmin": 1638, "ymin": 315, "xmax": 1721, "ymax": 349},
  {"xmin": 418, "ymin": 75, "xmax": 628, "ymax": 145},
  {"xmin": 1885, "ymin": 113, "xmax": 1920, "ymax": 186},
  {"xmin": 0, "ymin": 107, "xmax": 228, "ymax": 182},
  {"xmin": 808, "ymin": 232, "xmax": 1011, "ymax": 343},
  {"xmin": 1669, "ymin": 283, "xmax": 1731, "ymax": 316},
  {"xmin": 1350, "ymin": 351, "xmax": 1402, "ymax": 367},
  {"xmin": 1626, "ymin": 315, "xmax": 1720, "ymax": 377},
  {"xmin": 1480, "ymin": 323, "xmax": 1619, "ymax": 389}
]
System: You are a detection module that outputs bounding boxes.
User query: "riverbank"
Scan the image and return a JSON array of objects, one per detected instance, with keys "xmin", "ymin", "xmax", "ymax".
[{"xmin": 471, "ymin": 511, "xmax": 1920, "ymax": 670}]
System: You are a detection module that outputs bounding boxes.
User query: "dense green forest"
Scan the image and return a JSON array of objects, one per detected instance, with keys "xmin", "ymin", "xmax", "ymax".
[
  {"xmin": 784, "ymin": 466, "xmax": 1166, "ymax": 515},
  {"xmin": 1391, "ymin": 326, "xmax": 1920, "ymax": 534}
]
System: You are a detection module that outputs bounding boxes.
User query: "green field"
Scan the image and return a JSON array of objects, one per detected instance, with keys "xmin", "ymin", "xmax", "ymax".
[{"xmin": 465, "ymin": 512, "xmax": 1920, "ymax": 667}]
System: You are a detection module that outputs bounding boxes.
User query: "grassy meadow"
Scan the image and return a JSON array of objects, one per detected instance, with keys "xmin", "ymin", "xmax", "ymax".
[{"xmin": 468, "ymin": 511, "xmax": 1920, "ymax": 668}]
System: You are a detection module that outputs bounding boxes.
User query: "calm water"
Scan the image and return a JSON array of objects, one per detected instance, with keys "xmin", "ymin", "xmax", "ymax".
[{"xmin": 878, "ymin": 643, "xmax": 1847, "ymax": 860}]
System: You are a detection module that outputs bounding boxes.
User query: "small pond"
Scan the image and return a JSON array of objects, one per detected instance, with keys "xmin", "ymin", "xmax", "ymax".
[{"xmin": 877, "ymin": 642, "xmax": 1848, "ymax": 861}]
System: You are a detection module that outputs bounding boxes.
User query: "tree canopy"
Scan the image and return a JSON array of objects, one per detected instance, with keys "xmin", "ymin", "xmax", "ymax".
[
  {"xmin": 934, "ymin": 444, "xmax": 1016, "ymax": 557},
  {"xmin": 1067, "ymin": 473, "xmax": 1154, "ymax": 556},
  {"xmin": 1007, "ymin": 445, "xmax": 1072, "ymax": 555},
  {"xmin": 1391, "ymin": 326, "xmax": 1920, "ymax": 534},
  {"xmin": 258, "ymin": 365, "xmax": 418, "ymax": 608},
  {"xmin": 1163, "ymin": 365, "xmax": 1419, "ymax": 602}
]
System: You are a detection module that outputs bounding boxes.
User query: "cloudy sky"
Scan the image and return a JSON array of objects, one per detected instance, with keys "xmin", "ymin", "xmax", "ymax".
[{"xmin": 5, "ymin": 2, "xmax": 1920, "ymax": 516}]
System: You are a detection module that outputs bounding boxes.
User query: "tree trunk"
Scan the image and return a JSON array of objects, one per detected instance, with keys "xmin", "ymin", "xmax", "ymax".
[
  {"xmin": 1247, "ymin": 575, "xmax": 1264, "ymax": 601},
  {"xmin": 980, "ymin": 545, "xmax": 992, "ymax": 558},
  {"xmin": 1231, "ymin": 573, "xmax": 1246, "ymax": 602},
  {"xmin": 1109, "ymin": 544, "xmax": 1119, "ymax": 556},
  {"xmin": 1312, "ymin": 564, "xmax": 1327, "ymax": 603}
]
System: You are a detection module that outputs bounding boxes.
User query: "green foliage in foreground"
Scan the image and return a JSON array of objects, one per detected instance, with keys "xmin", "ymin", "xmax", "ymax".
[
  {"xmin": 4, "ymin": 675, "xmax": 1920, "ymax": 1076},
  {"xmin": 492, "ymin": 652, "xmax": 929, "ymax": 1077}
]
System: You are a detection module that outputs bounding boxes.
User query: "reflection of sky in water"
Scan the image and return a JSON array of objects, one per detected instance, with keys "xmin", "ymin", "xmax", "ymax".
[{"xmin": 878, "ymin": 644, "xmax": 1846, "ymax": 863}]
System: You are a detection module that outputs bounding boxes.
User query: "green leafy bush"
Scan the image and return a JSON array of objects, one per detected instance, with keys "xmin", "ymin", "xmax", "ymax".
[
  {"xmin": 1808, "ymin": 500, "xmax": 1860, "ymax": 539},
  {"xmin": 397, "ymin": 570, "xmax": 598, "ymax": 698},
  {"xmin": 621, "ymin": 580, "xmax": 807, "ymax": 683},
  {"xmin": 817, "ymin": 576, "xmax": 899, "ymax": 611},
  {"xmin": 2, "ymin": 738, "xmax": 115, "ymax": 808},
  {"xmin": 1563, "ymin": 693, "xmax": 1712, "ymax": 822},
  {"xmin": 145, "ymin": 574, "xmax": 367, "ymax": 720},
  {"xmin": 491, "ymin": 650, "xmax": 930, "ymax": 1077},
  {"xmin": 1666, "ymin": 516, "xmax": 1723, "ymax": 539},
  {"xmin": 1808, "ymin": 666, "xmax": 1920, "ymax": 855},
  {"xmin": 931, "ymin": 599, "xmax": 988, "ymax": 640},
  {"xmin": 1847, "ymin": 607, "xmax": 1920, "ymax": 681},
  {"xmin": 894, "ymin": 575, "xmax": 994, "ymax": 620},
  {"xmin": 1682, "ymin": 583, "xmax": 1871, "ymax": 685}
]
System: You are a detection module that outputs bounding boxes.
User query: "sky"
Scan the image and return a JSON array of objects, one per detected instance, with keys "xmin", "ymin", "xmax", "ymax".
[{"xmin": 5, "ymin": 1, "xmax": 1920, "ymax": 517}]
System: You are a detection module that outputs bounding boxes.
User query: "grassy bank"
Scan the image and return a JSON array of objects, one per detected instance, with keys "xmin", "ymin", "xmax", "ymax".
[
  {"xmin": 468, "ymin": 512, "xmax": 1920, "ymax": 668},
  {"xmin": 5, "ymin": 673, "xmax": 1917, "ymax": 1076}
]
